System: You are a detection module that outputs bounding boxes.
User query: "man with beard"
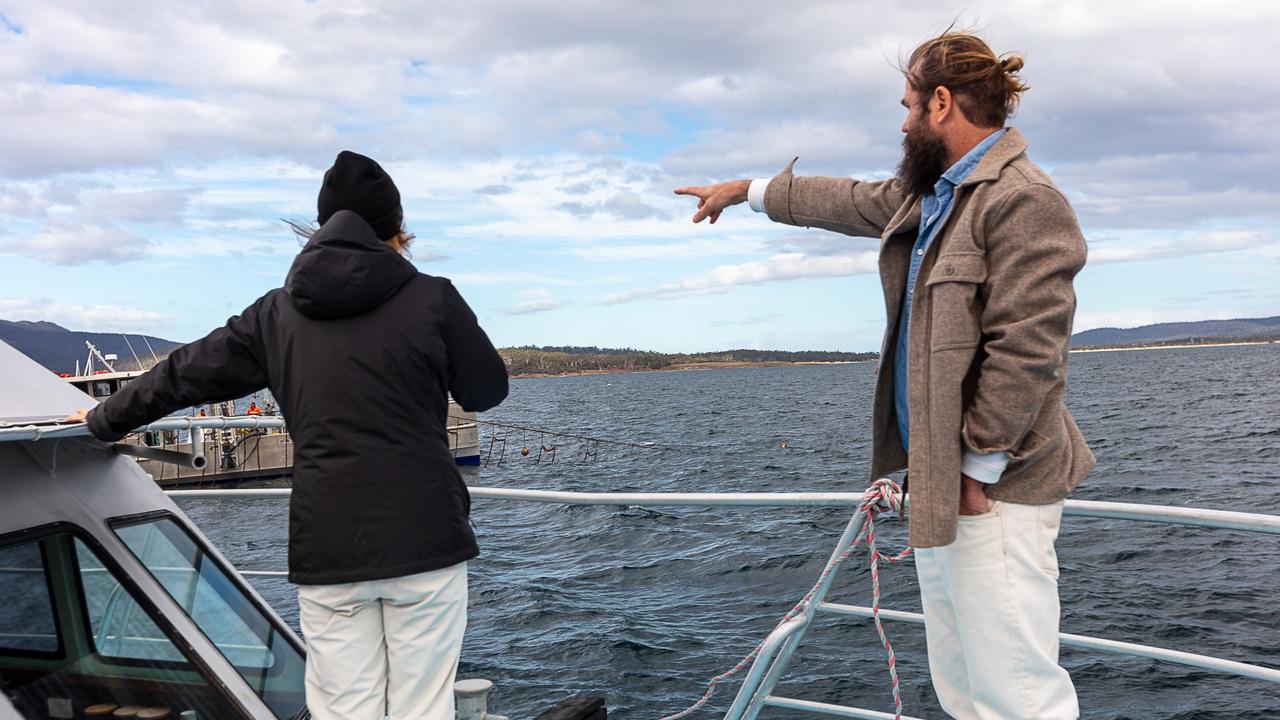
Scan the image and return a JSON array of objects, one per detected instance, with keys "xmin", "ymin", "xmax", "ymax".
[{"xmin": 675, "ymin": 31, "xmax": 1092, "ymax": 720}]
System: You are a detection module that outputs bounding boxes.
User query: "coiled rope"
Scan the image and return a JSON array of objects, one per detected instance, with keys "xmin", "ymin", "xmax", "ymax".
[{"xmin": 660, "ymin": 477, "xmax": 913, "ymax": 720}]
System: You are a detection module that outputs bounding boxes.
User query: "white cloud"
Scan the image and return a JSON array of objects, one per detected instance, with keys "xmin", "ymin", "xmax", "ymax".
[
  {"xmin": 436, "ymin": 154, "xmax": 705, "ymax": 243},
  {"xmin": 573, "ymin": 236, "xmax": 765, "ymax": 261},
  {"xmin": 0, "ymin": 0, "xmax": 1275, "ymax": 180},
  {"xmin": 664, "ymin": 119, "xmax": 886, "ymax": 180},
  {"xmin": 0, "ymin": 0, "xmax": 1277, "ymax": 346},
  {"xmin": 0, "ymin": 297, "xmax": 167, "ymax": 331},
  {"xmin": 449, "ymin": 271, "xmax": 580, "ymax": 287},
  {"xmin": 556, "ymin": 190, "xmax": 672, "ymax": 221},
  {"xmin": 599, "ymin": 250, "xmax": 879, "ymax": 304},
  {"xmin": 0, "ymin": 221, "xmax": 149, "ymax": 264},
  {"xmin": 1073, "ymin": 307, "xmax": 1241, "ymax": 333},
  {"xmin": 80, "ymin": 188, "xmax": 191, "ymax": 224},
  {"xmin": 501, "ymin": 289, "xmax": 567, "ymax": 315},
  {"xmin": 1088, "ymin": 230, "xmax": 1274, "ymax": 264},
  {"xmin": 0, "ymin": 184, "xmax": 49, "ymax": 217}
]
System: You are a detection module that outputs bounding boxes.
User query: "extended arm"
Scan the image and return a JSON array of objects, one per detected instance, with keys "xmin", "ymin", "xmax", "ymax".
[
  {"xmin": 962, "ymin": 184, "xmax": 1087, "ymax": 454},
  {"xmin": 441, "ymin": 281, "xmax": 509, "ymax": 412},
  {"xmin": 86, "ymin": 298, "xmax": 270, "ymax": 442},
  {"xmin": 761, "ymin": 159, "xmax": 907, "ymax": 237},
  {"xmin": 675, "ymin": 159, "xmax": 908, "ymax": 238}
]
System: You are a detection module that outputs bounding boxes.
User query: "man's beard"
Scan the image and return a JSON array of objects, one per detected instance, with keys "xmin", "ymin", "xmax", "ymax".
[{"xmin": 897, "ymin": 124, "xmax": 949, "ymax": 197}]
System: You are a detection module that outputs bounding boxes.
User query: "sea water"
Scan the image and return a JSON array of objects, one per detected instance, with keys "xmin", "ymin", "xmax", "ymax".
[{"xmin": 178, "ymin": 344, "xmax": 1280, "ymax": 719}]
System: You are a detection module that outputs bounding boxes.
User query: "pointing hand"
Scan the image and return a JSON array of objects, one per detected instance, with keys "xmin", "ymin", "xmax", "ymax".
[{"xmin": 673, "ymin": 180, "xmax": 751, "ymax": 224}]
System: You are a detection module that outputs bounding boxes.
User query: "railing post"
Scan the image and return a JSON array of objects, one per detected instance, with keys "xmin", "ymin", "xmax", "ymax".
[
  {"xmin": 723, "ymin": 507, "xmax": 871, "ymax": 720},
  {"xmin": 191, "ymin": 427, "xmax": 205, "ymax": 466},
  {"xmin": 720, "ymin": 617, "xmax": 808, "ymax": 720}
]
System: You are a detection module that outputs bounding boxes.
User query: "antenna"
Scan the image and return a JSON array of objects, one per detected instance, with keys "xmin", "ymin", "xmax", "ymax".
[
  {"xmin": 121, "ymin": 334, "xmax": 143, "ymax": 369},
  {"xmin": 84, "ymin": 341, "xmax": 116, "ymax": 373},
  {"xmin": 140, "ymin": 335, "xmax": 160, "ymax": 365}
]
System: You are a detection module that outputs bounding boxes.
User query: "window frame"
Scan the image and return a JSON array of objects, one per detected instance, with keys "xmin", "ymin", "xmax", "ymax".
[
  {"xmin": 0, "ymin": 522, "xmax": 252, "ymax": 718},
  {"xmin": 0, "ymin": 527, "xmax": 66, "ymax": 661},
  {"xmin": 70, "ymin": 533, "xmax": 191, "ymax": 670},
  {"xmin": 109, "ymin": 511, "xmax": 307, "ymax": 677}
]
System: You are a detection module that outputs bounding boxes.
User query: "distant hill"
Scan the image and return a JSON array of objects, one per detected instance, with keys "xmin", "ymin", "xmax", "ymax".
[
  {"xmin": 499, "ymin": 346, "xmax": 876, "ymax": 375},
  {"xmin": 1071, "ymin": 316, "xmax": 1280, "ymax": 348},
  {"xmin": 8, "ymin": 313, "xmax": 1274, "ymax": 377},
  {"xmin": 0, "ymin": 320, "xmax": 182, "ymax": 374}
]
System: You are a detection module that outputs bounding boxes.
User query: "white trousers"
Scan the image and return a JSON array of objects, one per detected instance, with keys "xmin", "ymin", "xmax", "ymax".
[
  {"xmin": 297, "ymin": 562, "xmax": 468, "ymax": 720},
  {"xmin": 914, "ymin": 501, "xmax": 1078, "ymax": 720}
]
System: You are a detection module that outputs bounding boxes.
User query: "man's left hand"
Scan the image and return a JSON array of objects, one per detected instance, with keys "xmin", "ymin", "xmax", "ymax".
[
  {"xmin": 958, "ymin": 474, "xmax": 993, "ymax": 515},
  {"xmin": 64, "ymin": 409, "xmax": 89, "ymax": 423}
]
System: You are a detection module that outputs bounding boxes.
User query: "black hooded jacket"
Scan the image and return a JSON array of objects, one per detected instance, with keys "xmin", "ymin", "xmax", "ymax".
[{"xmin": 88, "ymin": 210, "xmax": 509, "ymax": 584}]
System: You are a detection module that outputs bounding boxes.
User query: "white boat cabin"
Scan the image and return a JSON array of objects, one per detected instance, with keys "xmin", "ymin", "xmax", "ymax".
[{"xmin": 0, "ymin": 340, "xmax": 307, "ymax": 719}]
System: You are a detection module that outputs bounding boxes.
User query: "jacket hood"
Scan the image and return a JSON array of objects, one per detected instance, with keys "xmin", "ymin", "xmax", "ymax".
[{"xmin": 285, "ymin": 210, "xmax": 417, "ymax": 319}]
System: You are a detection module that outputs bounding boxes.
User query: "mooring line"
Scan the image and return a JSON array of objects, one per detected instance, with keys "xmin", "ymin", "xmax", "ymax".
[{"xmin": 660, "ymin": 478, "xmax": 912, "ymax": 720}]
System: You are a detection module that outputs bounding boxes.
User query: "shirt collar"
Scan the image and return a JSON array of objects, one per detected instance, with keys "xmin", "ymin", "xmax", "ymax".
[{"xmin": 938, "ymin": 128, "xmax": 1008, "ymax": 189}]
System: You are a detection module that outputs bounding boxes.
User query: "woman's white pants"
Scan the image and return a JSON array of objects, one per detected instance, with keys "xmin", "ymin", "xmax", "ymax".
[
  {"xmin": 913, "ymin": 501, "xmax": 1079, "ymax": 720},
  {"xmin": 297, "ymin": 562, "xmax": 468, "ymax": 720}
]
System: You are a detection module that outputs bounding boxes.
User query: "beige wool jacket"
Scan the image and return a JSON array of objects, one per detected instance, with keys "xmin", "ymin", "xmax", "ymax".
[{"xmin": 762, "ymin": 128, "xmax": 1095, "ymax": 548}]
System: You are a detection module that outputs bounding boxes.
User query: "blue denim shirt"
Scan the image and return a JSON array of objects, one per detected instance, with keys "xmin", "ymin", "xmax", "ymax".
[{"xmin": 894, "ymin": 129, "xmax": 1006, "ymax": 453}]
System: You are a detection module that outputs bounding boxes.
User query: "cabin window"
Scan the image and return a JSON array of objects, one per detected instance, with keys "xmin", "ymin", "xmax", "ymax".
[
  {"xmin": 115, "ymin": 516, "xmax": 306, "ymax": 719},
  {"xmin": 0, "ymin": 539, "xmax": 60, "ymax": 655},
  {"xmin": 75, "ymin": 541, "xmax": 183, "ymax": 663},
  {"xmin": 0, "ymin": 528, "xmax": 247, "ymax": 720},
  {"xmin": 92, "ymin": 383, "xmax": 111, "ymax": 398}
]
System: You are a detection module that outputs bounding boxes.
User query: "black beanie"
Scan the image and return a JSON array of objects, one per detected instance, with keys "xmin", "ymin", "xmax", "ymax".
[{"xmin": 316, "ymin": 151, "xmax": 403, "ymax": 240}]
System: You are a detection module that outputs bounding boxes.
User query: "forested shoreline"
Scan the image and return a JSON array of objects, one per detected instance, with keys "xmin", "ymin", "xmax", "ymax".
[{"xmin": 498, "ymin": 346, "xmax": 877, "ymax": 376}]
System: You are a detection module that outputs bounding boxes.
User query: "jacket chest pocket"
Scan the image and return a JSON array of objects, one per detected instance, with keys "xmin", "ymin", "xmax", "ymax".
[{"xmin": 924, "ymin": 253, "xmax": 987, "ymax": 351}]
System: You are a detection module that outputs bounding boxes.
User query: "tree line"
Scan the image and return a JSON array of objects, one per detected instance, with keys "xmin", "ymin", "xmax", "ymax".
[{"xmin": 498, "ymin": 346, "xmax": 877, "ymax": 375}]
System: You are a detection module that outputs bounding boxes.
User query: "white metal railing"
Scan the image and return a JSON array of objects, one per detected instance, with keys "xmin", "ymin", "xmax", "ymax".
[
  {"xmin": 25, "ymin": 417, "xmax": 1274, "ymax": 714},
  {"xmin": 817, "ymin": 603, "xmax": 1280, "ymax": 684},
  {"xmin": 0, "ymin": 416, "xmax": 286, "ymax": 443},
  {"xmin": 166, "ymin": 486, "xmax": 1280, "ymax": 534},
  {"xmin": 164, "ymin": 486, "xmax": 1280, "ymax": 720}
]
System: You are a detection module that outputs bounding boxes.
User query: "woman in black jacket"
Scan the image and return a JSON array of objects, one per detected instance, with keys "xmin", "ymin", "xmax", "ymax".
[{"xmin": 73, "ymin": 151, "xmax": 508, "ymax": 720}]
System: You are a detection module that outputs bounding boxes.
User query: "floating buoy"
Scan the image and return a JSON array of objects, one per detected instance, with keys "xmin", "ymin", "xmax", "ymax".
[
  {"xmin": 779, "ymin": 441, "xmax": 788, "ymax": 449},
  {"xmin": 521, "ymin": 447, "xmax": 530, "ymax": 456}
]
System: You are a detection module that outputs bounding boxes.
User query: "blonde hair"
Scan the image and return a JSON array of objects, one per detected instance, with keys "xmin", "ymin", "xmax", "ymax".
[
  {"xmin": 902, "ymin": 30, "xmax": 1029, "ymax": 127},
  {"xmin": 285, "ymin": 219, "xmax": 416, "ymax": 257}
]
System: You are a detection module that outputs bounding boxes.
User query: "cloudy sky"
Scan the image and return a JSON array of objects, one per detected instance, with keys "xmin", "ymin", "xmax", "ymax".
[{"xmin": 1, "ymin": 1, "xmax": 1276, "ymax": 352}]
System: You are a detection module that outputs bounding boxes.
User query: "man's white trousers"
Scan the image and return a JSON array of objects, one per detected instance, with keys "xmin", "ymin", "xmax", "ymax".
[
  {"xmin": 297, "ymin": 562, "xmax": 468, "ymax": 720},
  {"xmin": 914, "ymin": 501, "xmax": 1079, "ymax": 720}
]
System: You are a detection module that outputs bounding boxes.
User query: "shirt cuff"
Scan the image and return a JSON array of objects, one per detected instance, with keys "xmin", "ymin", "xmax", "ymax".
[
  {"xmin": 747, "ymin": 178, "xmax": 770, "ymax": 214},
  {"xmin": 961, "ymin": 448, "xmax": 1009, "ymax": 484}
]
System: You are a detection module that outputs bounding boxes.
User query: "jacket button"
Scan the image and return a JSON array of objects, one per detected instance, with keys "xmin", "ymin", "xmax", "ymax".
[{"xmin": 945, "ymin": 265, "xmax": 955, "ymax": 276}]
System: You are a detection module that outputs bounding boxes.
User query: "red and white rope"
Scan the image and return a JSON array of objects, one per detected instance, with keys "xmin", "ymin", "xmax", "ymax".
[{"xmin": 660, "ymin": 478, "xmax": 913, "ymax": 720}]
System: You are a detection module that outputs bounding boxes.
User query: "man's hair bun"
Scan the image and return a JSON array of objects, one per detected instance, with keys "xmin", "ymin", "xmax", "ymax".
[
  {"xmin": 1000, "ymin": 54, "xmax": 1025, "ymax": 74},
  {"xmin": 902, "ymin": 31, "xmax": 1029, "ymax": 127}
]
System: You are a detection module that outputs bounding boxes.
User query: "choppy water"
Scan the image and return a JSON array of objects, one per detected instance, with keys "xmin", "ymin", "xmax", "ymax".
[{"xmin": 179, "ymin": 344, "xmax": 1280, "ymax": 719}]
